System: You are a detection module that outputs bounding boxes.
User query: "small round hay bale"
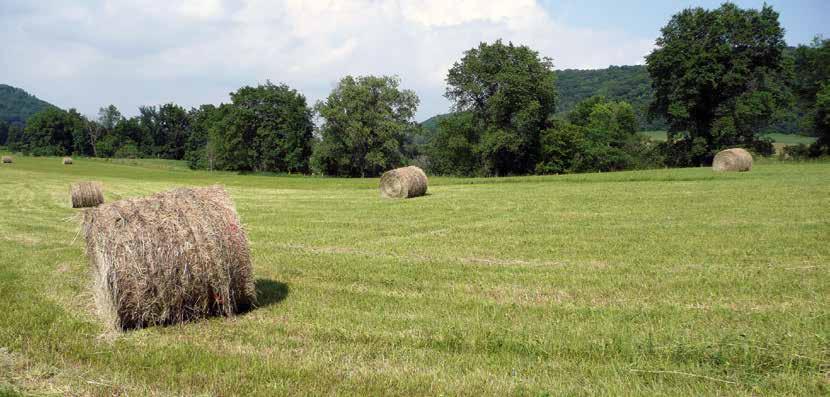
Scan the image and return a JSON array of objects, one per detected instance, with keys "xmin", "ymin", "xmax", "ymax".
[
  {"xmin": 1, "ymin": 156, "xmax": 12, "ymax": 164},
  {"xmin": 82, "ymin": 185, "xmax": 256, "ymax": 330},
  {"xmin": 379, "ymin": 166, "xmax": 428, "ymax": 199},
  {"xmin": 712, "ymin": 148, "xmax": 753, "ymax": 172},
  {"xmin": 63, "ymin": 157, "xmax": 73, "ymax": 165},
  {"xmin": 70, "ymin": 181, "xmax": 104, "ymax": 208}
]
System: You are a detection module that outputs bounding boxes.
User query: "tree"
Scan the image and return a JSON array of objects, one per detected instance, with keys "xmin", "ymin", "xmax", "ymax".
[
  {"xmin": 443, "ymin": 40, "xmax": 557, "ymax": 175},
  {"xmin": 646, "ymin": 3, "xmax": 791, "ymax": 165},
  {"xmin": 536, "ymin": 120, "xmax": 588, "ymax": 174},
  {"xmin": 157, "ymin": 103, "xmax": 190, "ymax": 159},
  {"xmin": 811, "ymin": 83, "xmax": 830, "ymax": 155},
  {"xmin": 98, "ymin": 105, "xmax": 122, "ymax": 131},
  {"xmin": 68, "ymin": 109, "xmax": 93, "ymax": 156},
  {"xmin": 185, "ymin": 104, "xmax": 225, "ymax": 170},
  {"xmin": 206, "ymin": 82, "xmax": 314, "ymax": 173},
  {"xmin": 540, "ymin": 97, "xmax": 655, "ymax": 173},
  {"xmin": 23, "ymin": 107, "xmax": 86, "ymax": 156},
  {"xmin": 312, "ymin": 75, "xmax": 419, "ymax": 177},
  {"xmin": 793, "ymin": 37, "xmax": 830, "ymax": 111},
  {"xmin": 137, "ymin": 105, "xmax": 160, "ymax": 156},
  {"xmin": 0, "ymin": 120, "xmax": 8, "ymax": 146},
  {"xmin": 792, "ymin": 37, "xmax": 830, "ymax": 156},
  {"xmin": 426, "ymin": 112, "xmax": 481, "ymax": 176},
  {"xmin": 86, "ymin": 119, "xmax": 104, "ymax": 157},
  {"xmin": 6, "ymin": 123, "xmax": 25, "ymax": 152}
]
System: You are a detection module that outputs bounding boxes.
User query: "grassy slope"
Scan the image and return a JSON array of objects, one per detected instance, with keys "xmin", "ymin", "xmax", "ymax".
[
  {"xmin": 0, "ymin": 156, "xmax": 828, "ymax": 395},
  {"xmin": 642, "ymin": 131, "xmax": 818, "ymax": 145}
]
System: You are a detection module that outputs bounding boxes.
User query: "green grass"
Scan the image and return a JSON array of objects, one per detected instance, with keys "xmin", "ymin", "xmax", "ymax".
[
  {"xmin": 641, "ymin": 130, "xmax": 670, "ymax": 142},
  {"xmin": 1, "ymin": 155, "xmax": 828, "ymax": 395},
  {"xmin": 641, "ymin": 131, "xmax": 818, "ymax": 146}
]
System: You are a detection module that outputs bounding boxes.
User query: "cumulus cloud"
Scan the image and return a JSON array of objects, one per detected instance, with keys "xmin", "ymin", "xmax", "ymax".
[{"xmin": 0, "ymin": 0, "xmax": 654, "ymax": 120}]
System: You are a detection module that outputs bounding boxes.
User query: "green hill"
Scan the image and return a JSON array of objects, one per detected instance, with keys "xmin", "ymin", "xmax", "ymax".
[
  {"xmin": 0, "ymin": 84, "xmax": 56, "ymax": 125},
  {"xmin": 421, "ymin": 65, "xmax": 666, "ymax": 133},
  {"xmin": 556, "ymin": 65, "xmax": 666, "ymax": 130}
]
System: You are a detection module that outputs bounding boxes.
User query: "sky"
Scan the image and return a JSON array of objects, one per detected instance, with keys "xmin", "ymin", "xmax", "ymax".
[{"xmin": 2, "ymin": 0, "xmax": 828, "ymax": 121}]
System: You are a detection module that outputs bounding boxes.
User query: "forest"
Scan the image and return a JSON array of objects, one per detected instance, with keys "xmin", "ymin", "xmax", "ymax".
[{"xmin": 1, "ymin": 4, "xmax": 828, "ymax": 176}]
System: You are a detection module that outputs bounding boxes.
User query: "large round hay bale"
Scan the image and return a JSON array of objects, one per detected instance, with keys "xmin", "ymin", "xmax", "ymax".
[
  {"xmin": 82, "ymin": 185, "xmax": 256, "ymax": 330},
  {"xmin": 70, "ymin": 181, "xmax": 104, "ymax": 208},
  {"xmin": 1, "ymin": 156, "xmax": 12, "ymax": 164},
  {"xmin": 63, "ymin": 157, "xmax": 73, "ymax": 165},
  {"xmin": 379, "ymin": 166, "xmax": 428, "ymax": 199},
  {"xmin": 712, "ymin": 148, "xmax": 753, "ymax": 172}
]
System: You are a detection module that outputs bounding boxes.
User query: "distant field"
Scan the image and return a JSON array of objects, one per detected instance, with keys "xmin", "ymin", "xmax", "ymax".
[
  {"xmin": 1, "ymin": 155, "xmax": 828, "ymax": 395},
  {"xmin": 641, "ymin": 131, "xmax": 818, "ymax": 146}
]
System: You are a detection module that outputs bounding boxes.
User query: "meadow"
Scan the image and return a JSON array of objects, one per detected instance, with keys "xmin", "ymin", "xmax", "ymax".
[{"xmin": 0, "ymin": 154, "xmax": 828, "ymax": 395}]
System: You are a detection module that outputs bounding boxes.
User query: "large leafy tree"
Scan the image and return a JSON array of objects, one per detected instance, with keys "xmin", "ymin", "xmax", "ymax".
[
  {"xmin": 793, "ymin": 37, "xmax": 830, "ymax": 110},
  {"xmin": 426, "ymin": 112, "xmax": 480, "ymax": 176},
  {"xmin": 157, "ymin": 103, "xmax": 190, "ymax": 159},
  {"xmin": 443, "ymin": 40, "xmax": 557, "ymax": 176},
  {"xmin": 23, "ymin": 107, "xmax": 88, "ymax": 156},
  {"xmin": 137, "ymin": 105, "xmax": 160, "ymax": 156},
  {"xmin": 312, "ymin": 75, "xmax": 419, "ymax": 177},
  {"xmin": 792, "ymin": 37, "xmax": 830, "ymax": 155},
  {"xmin": 209, "ymin": 82, "xmax": 314, "ymax": 173},
  {"xmin": 646, "ymin": 3, "xmax": 790, "ymax": 165},
  {"xmin": 185, "ymin": 104, "xmax": 225, "ymax": 170},
  {"xmin": 812, "ymin": 83, "xmax": 830, "ymax": 154}
]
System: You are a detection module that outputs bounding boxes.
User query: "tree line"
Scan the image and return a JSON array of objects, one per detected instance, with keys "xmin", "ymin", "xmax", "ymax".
[{"xmin": 3, "ymin": 3, "xmax": 829, "ymax": 176}]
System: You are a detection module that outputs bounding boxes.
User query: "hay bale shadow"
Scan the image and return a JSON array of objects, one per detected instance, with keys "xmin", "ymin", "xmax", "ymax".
[{"xmin": 254, "ymin": 278, "xmax": 290, "ymax": 308}]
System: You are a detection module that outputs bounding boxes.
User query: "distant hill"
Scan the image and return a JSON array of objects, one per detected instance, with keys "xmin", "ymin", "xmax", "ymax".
[
  {"xmin": 0, "ymin": 84, "xmax": 56, "ymax": 125},
  {"xmin": 421, "ymin": 64, "xmax": 666, "ymax": 133},
  {"xmin": 556, "ymin": 65, "xmax": 666, "ymax": 129}
]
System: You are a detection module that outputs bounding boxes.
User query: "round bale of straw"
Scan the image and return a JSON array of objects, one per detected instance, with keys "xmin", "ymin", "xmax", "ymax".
[
  {"xmin": 1, "ymin": 156, "xmax": 12, "ymax": 164},
  {"xmin": 82, "ymin": 185, "xmax": 256, "ymax": 330},
  {"xmin": 379, "ymin": 166, "xmax": 428, "ymax": 199},
  {"xmin": 712, "ymin": 148, "xmax": 753, "ymax": 172},
  {"xmin": 71, "ymin": 181, "xmax": 104, "ymax": 208},
  {"xmin": 63, "ymin": 157, "xmax": 73, "ymax": 165}
]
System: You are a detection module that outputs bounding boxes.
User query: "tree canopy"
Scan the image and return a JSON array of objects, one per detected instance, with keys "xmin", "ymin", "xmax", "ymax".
[
  {"xmin": 646, "ymin": 3, "xmax": 789, "ymax": 165},
  {"xmin": 312, "ymin": 75, "xmax": 419, "ymax": 177},
  {"xmin": 439, "ymin": 40, "xmax": 557, "ymax": 176},
  {"xmin": 22, "ymin": 107, "xmax": 89, "ymax": 156}
]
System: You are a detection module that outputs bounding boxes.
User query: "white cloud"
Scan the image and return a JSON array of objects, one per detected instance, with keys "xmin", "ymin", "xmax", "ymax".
[{"xmin": 0, "ymin": 0, "xmax": 654, "ymax": 120}]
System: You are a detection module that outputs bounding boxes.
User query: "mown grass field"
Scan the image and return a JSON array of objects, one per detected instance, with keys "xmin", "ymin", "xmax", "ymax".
[{"xmin": 0, "ymin": 154, "xmax": 828, "ymax": 396}]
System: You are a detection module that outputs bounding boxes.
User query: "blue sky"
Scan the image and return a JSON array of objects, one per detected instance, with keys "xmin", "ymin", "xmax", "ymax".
[
  {"xmin": 1, "ymin": 0, "xmax": 827, "ymax": 121},
  {"xmin": 542, "ymin": 1, "xmax": 828, "ymax": 47}
]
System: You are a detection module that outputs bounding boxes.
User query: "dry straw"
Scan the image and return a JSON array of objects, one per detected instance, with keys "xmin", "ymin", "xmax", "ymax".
[
  {"xmin": 1, "ymin": 156, "xmax": 12, "ymax": 164},
  {"xmin": 712, "ymin": 148, "xmax": 753, "ymax": 172},
  {"xmin": 71, "ymin": 181, "xmax": 104, "ymax": 208},
  {"xmin": 63, "ymin": 157, "xmax": 73, "ymax": 165},
  {"xmin": 82, "ymin": 185, "xmax": 256, "ymax": 330},
  {"xmin": 379, "ymin": 166, "xmax": 428, "ymax": 199}
]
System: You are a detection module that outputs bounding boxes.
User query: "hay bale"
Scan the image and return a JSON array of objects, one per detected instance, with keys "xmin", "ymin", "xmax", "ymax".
[
  {"xmin": 712, "ymin": 148, "xmax": 753, "ymax": 172},
  {"xmin": 63, "ymin": 157, "xmax": 73, "ymax": 165},
  {"xmin": 380, "ymin": 166, "xmax": 428, "ymax": 199},
  {"xmin": 1, "ymin": 156, "xmax": 12, "ymax": 164},
  {"xmin": 70, "ymin": 181, "xmax": 104, "ymax": 208},
  {"xmin": 82, "ymin": 185, "xmax": 256, "ymax": 330}
]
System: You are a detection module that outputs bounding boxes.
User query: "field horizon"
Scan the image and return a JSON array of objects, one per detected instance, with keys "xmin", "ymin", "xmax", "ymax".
[{"xmin": 0, "ymin": 155, "xmax": 828, "ymax": 395}]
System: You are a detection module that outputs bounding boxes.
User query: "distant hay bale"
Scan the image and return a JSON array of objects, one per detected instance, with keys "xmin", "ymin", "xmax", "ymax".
[
  {"xmin": 70, "ymin": 181, "xmax": 104, "ymax": 208},
  {"xmin": 63, "ymin": 157, "xmax": 73, "ymax": 165},
  {"xmin": 712, "ymin": 148, "xmax": 753, "ymax": 172},
  {"xmin": 379, "ymin": 166, "xmax": 428, "ymax": 199},
  {"xmin": 82, "ymin": 185, "xmax": 256, "ymax": 330},
  {"xmin": 1, "ymin": 156, "xmax": 12, "ymax": 164}
]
